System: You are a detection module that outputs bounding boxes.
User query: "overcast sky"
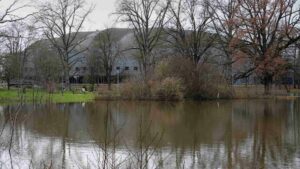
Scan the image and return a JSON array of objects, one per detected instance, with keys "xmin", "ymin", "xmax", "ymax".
[
  {"xmin": 84, "ymin": 0, "xmax": 121, "ymax": 31},
  {"xmin": 0, "ymin": 0, "xmax": 121, "ymax": 31}
]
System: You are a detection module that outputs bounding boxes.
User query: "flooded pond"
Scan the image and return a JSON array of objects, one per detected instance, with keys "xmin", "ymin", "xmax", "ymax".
[{"xmin": 0, "ymin": 100, "xmax": 300, "ymax": 169}]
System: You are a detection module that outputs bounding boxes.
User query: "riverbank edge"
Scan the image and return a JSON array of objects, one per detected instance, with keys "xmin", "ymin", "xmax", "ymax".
[
  {"xmin": 95, "ymin": 86, "xmax": 300, "ymax": 101},
  {"xmin": 0, "ymin": 87, "xmax": 298, "ymax": 104},
  {"xmin": 94, "ymin": 94, "xmax": 300, "ymax": 101}
]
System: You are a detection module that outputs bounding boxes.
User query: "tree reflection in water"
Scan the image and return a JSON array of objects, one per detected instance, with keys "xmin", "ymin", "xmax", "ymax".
[{"xmin": 0, "ymin": 100, "xmax": 299, "ymax": 169}]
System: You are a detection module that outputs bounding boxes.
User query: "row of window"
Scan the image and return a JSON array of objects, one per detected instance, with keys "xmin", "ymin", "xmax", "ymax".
[
  {"xmin": 116, "ymin": 66, "xmax": 138, "ymax": 71},
  {"xmin": 25, "ymin": 66, "xmax": 138, "ymax": 72},
  {"xmin": 75, "ymin": 67, "xmax": 87, "ymax": 72}
]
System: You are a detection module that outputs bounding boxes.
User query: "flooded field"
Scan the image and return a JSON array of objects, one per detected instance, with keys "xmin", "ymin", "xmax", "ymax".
[{"xmin": 0, "ymin": 100, "xmax": 300, "ymax": 169}]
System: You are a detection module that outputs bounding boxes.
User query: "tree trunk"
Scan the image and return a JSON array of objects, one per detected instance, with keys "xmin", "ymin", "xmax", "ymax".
[
  {"xmin": 284, "ymin": 84, "xmax": 290, "ymax": 93},
  {"xmin": 263, "ymin": 74, "xmax": 273, "ymax": 95},
  {"xmin": 225, "ymin": 64, "xmax": 233, "ymax": 85},
  {"xmin": 7, "ymin": 78, "xmax": 10, "ymax": 90},
  {"xmin": 64, "ymin": 69, "xmax": 71, "ymax": 91},
  {"xmin": 90, "ymin": 68, "xmax": 95, "ymax": 85},
  {"xmin": 107, "ymin": 74, "xmax": 111, "ymax": 91}
]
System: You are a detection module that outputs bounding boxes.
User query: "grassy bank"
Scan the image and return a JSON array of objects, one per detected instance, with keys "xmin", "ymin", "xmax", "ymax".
[
  {"xmin": 0, "ymin": 89, "xmax": 95, "ymax": 104},
  {"xmin": 0, "ymin": 85, "xmax": 297, "ymax": 104}
]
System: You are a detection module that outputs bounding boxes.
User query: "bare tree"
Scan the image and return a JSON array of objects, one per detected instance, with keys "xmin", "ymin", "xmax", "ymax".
[
  {"xmin": 0, "ymin": 53, "xmax": 21, "ymax": 90},
  {"xmin": 36, "ymin": 0, "xmax": 93, "ymax": 90},
  {"xmin": 0, "ymin": 1, "xmax": 35, "ymax": 89},
  {"xmin": 116, "ymin": 0, "xmax": 171, "ymax": 82},
  {"xmin": 0, "ymin": 0, "xmax": 33, "ymax": 25},
  {"xmin": 0, "ymin": 0, "xmax": 35, "ymax": 86},
  {"xmin": 209, "ymin": 0, "xmax": 240, "ymax": 84},
  {"xmin": 228, "ymin": 0, "xmax": 300, "ymax": 94},
  {"xmin": 0, "ymin": 23, "xmax": 22, "ymax": 89},
  {"xmin": 0, "ymin": 22, "xmax": 37, "ymax": 90},
  {"xmin": 30, "ymin": 42, "xmax": 63, "ymax": 89},
  {"xmin": 92, "ymin": 28, "xmax": 121, "ymax": 90},
  {"xmin": 86, "ymin": 50, "xmax": 102, "ymax": 88},
  {"xmin": 166, "ymin": 0, "xmax": 216, "ymax": 66}
]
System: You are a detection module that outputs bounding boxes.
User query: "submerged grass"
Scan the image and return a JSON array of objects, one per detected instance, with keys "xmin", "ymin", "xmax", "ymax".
[{"xmin": 0, "ymin": 88, "xmax": 95, "ymax": 104}]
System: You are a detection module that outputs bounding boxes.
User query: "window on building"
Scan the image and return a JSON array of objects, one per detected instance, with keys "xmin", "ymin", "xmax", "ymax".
[
  {"xmin": 82, "ymin": 67, "xmax": 87, "ymax": 71},
  {"xmin": 134, "ymin": 67, "xmax": 138, "ymax": 71},
  {"xmin": 75, "ymin": 67, "xmax": 80, "ymax": 72},
  {"xmin": 116, "ymin": 67, "xmax": 120, "ymax": 70},
  {"xmin": 125, "ymin": 67, "xmax": 129, "ymax": 70}
]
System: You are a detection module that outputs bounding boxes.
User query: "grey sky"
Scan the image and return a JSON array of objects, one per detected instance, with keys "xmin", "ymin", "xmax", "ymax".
[
  {"xmin": 0, "ymin": 0, "xmax": 121, "ymax": 31},
  {"xmin": 85, "ymin": 0, "xmax": 121, "ymax": 31}
]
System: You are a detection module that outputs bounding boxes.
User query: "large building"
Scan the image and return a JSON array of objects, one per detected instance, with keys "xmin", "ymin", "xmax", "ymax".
[
  {"xmin": 23, "ymin": 28, "xmax": 181, "ymax": 84},
  {"xmin": 21, "ymin": 28, "xmax": 300, "ymax": 86},
  {"xmin": 23, "ymin": 28, "xmax": 144, "ymax": 84}
]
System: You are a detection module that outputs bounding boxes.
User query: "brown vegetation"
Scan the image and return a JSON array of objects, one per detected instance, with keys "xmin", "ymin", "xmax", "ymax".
[
  {"xmin": 96, "ymin": 57, "xmax": 233, "ymax": 100},
  {"xmin": 233, "ymin": 85, "xmax": 297, "ymax": 99},
  {"xmin": 154, "ymin": 57, "xmax": 232, "ymax": 99}
]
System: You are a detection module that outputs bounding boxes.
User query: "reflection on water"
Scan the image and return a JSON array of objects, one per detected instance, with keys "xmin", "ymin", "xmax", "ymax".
[{"xmin": 0, "ymin": 100, "xmax": 300, "ymax": 168}]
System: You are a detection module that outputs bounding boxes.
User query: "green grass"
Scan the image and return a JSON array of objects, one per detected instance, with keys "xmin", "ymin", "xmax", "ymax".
[
  {"xmin": 2, "ymin": 85, "xmax": 297, "ymax": 104},
  {"xmin": 50, "ymin": 91, "xmax": 95, "ymax": 103},
  {"xmin": 0, "ymin": 88, "xmax": 95, "ymax": 104}
]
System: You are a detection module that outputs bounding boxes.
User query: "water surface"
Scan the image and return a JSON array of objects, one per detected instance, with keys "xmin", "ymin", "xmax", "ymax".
[{"xmin": 0, "ymin": 100, "xmax": 300, "ymax": 169}]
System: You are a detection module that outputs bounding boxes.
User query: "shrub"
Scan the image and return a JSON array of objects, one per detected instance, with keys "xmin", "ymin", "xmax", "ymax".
[
  {"xmin": 119, "ymin": 56, "xmax": 233, "ymax": 100},
  {"xmin": 154, "ymin": 77, "xmax": 183, "ymax": 100},
  {"xmin": 154, "ymin": 57, "xmax": 233, "ymax": 99},
  {"xmin": 88, "ymin": 84, "xmax": 94, "ymax": 92},
  {"xmin": 120, "ymin": 80, "xmax": 152, "ymax": 99},
  {"xmin": 195, "ymin": 63, "xmax": 233, "ymax": 99}
]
